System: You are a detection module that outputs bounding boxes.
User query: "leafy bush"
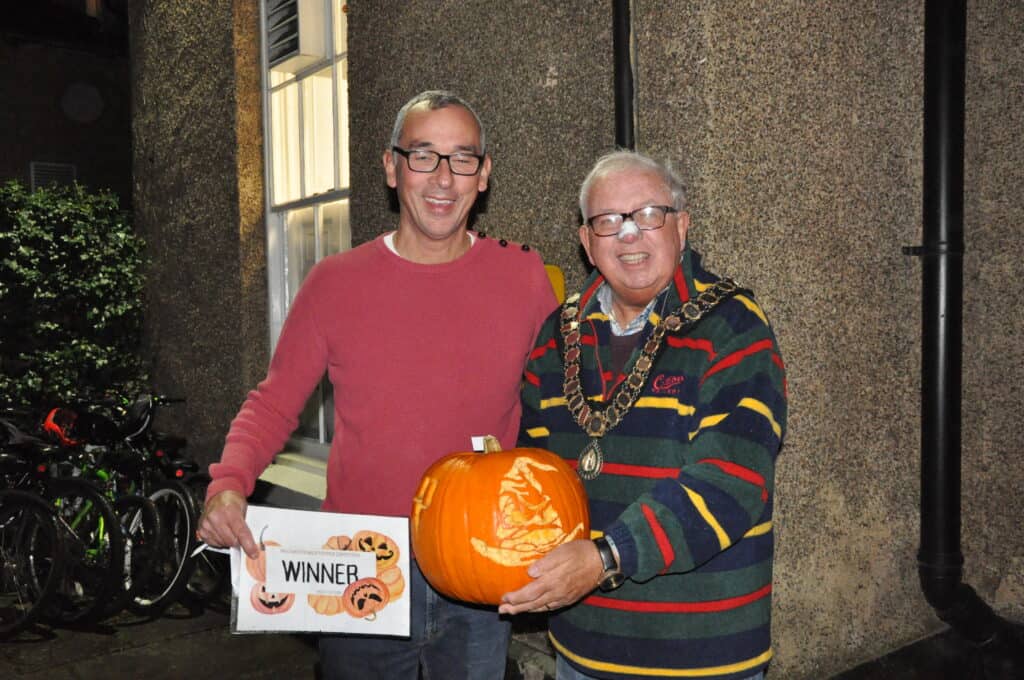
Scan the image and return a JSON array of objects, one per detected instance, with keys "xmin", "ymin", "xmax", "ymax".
[{"xmin": 0, "ymin": 181, "xmax": 148, "ymax": 410}]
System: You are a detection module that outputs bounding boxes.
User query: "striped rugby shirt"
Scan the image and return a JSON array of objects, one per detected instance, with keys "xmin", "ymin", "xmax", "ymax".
[{"xmin": 519, "ymin": 246, "xmax": 787, "ymax": 680}]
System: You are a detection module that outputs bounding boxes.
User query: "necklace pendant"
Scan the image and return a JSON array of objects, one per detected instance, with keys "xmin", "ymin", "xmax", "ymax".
[{"xmin": 578, "ymin": 439, "xmax": 604, "ymax": 480}]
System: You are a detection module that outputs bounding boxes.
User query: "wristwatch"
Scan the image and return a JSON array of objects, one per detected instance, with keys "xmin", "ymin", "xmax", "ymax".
[{"xmin": 593, "ymin": 536, "xmax": 625, "ymax": 591}]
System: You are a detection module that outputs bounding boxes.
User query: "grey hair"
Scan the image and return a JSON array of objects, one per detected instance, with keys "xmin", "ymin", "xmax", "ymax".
[
  {"xmin": 578, "ymin": 150, "xmax": 687, "ymax": 218},
  {"xmin": 388, "ymin": 90, "xmax": 486, "ymax": 153}
]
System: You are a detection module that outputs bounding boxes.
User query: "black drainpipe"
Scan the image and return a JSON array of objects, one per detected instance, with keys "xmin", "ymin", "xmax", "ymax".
[
  {"xmin": 612, "ymin": 0, "xmax": 635, "ymax": 150},
  {"xmin": 909, "ymin": 1, "xmax": 1023, "ymax": 675}
]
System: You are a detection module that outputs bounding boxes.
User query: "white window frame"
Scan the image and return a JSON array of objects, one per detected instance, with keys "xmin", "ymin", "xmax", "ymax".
[{"xmin": 259, "ymin": 0, "xmax": 350, "ymax": 457}]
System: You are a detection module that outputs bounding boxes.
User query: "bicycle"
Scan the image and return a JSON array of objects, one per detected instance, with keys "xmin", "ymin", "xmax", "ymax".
[
  {"xmin": 39, "ymin": 395, "xmax": 201, "ymax": 617},
  {"xmin": 2, "ymin": 415, "xmax": 127, "ymax": 625},
  {"xmin": 0, "ymin": 488, "xmax": 66, "ymax": 639}
]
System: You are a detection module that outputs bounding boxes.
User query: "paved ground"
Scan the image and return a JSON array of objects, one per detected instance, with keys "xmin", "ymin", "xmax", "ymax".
[
  {"xmin": 0, "ymin": 595, "xmax": 555, "ymax": 680},
  {"xmin": 4, "ymin": 592, "xmax": 1019, "ymax": 679},
  {"xmin": 1, "ymin": 597, "xmax": 317, "ymax": 679}
]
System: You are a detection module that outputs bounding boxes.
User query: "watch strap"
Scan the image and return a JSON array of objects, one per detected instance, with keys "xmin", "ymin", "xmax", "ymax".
[{"xmin": 593, "ymin": 537, "xmax": 625, "ymax": 591}]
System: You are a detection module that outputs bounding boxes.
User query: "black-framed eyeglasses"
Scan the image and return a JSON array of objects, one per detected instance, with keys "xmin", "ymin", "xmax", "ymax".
[
  {"xmin": 391, "ymin": 146, "xmax": 485, "ymax": 176},
  {"xmin": 585, "ymin": 205, "xmax": 678, "ymax": 237}
]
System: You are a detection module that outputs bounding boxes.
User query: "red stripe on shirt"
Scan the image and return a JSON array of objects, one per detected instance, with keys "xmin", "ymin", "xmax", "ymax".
[
  {"xmin": 674, "ymin": 269, "xmax": 690, "ymax": 303},
  {"xmin": 699, "ymin": 458, "xmax": 768, "ymax": 502},
  {"xmin": 530, "ymin": 338, "xmax": 557, "ymax": 360},
  {"xmin": 666, "ymin": 336, "xmax": 715, "ymax": 359},
  {"xmin": 641, "ymin": 504, "xmax": 675, "ymax": 573},
  {"xmin": 524, "ymin": 371, "xmax": 540, "ymax": 386},
  {"xmin": 702, "ymin": 339, "xmax": 775, "ymax": 381},
  {"xmin": 771, "ymin": 353, "xmax": 785, "ymax": 372},
  {"xmin": 584, "ymin": 584, "xmax": 772, "ymax": 613},
  {"xmin": 600, "ymin": 462, "xmax": 679, "ymax": 479},
  {"xmin": 580, "ymin": 277, "xmax": 604, "ymax": 309}
]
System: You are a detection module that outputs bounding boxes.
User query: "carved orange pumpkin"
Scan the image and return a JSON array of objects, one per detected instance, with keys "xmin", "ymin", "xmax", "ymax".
[
  {"xmin": 342, "ymin": 577, "xmax": 390, "ymax": 619},
  {"xmin": 351, "ymin": 530, "xmax": 400, "ymax": 570},
  {"xmin": 410, "ymin": 436, "xmax": 589, "ymax": 605},
  {"xmin": 250, "ymin": 583, "xmax": 294, "ymax": 615}
]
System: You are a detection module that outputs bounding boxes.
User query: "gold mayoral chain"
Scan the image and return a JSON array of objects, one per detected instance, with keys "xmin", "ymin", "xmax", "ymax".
[{"xmin": 560, "ymin": 278, "xmax": 741, "ymax": 481}]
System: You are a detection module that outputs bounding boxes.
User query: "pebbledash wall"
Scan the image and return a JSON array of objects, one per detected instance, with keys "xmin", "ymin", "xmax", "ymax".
[{"xmin": 129, "ymin": 2, "xmax": 1024, "ymax": 677}]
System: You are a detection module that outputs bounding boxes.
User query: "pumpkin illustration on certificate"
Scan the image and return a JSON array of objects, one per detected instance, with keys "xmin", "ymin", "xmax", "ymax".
[{"xmin": 232, "ymin": 505, "xmax": 410, "ymax": 636}]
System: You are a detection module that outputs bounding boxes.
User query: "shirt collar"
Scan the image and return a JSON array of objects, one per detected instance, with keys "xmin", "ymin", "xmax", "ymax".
[{"xmin": 595, "ymin": 283, "xmax": 661, "ymax": 336}]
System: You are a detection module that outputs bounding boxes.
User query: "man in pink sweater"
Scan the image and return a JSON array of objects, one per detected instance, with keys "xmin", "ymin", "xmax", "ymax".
[{"xmin": 197, "ymin": 90, "xmax": 557, "ymax": 679}]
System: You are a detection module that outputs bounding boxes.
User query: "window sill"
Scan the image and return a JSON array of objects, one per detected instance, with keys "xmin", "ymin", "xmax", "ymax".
[{"xmin": 257, "ymin": 451, "xmax": 327, "ymax": 501}]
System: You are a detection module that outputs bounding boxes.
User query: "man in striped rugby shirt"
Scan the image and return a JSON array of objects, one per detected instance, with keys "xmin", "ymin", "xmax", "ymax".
[{"xmin": 499, "ymin": 150, "xmax": 787, "ymax": 680}]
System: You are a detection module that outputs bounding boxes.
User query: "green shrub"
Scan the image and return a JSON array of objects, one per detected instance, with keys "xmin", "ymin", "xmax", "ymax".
[{"xmin": 0, "ymin": 180, "xmax": 148, "ymax": 410}]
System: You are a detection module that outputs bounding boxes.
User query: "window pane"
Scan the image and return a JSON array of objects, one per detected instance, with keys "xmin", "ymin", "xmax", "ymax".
[
  {"xmin": 271, "ymin": 83, "xmax": 301, "ymax": 204},
  {"xmin": 321, "ymin": 200, "xmax": 351, "ymax": 256},
  {"xmin": 302, "ymin": 67, "xmax": 336, "ymax": 196},
  {"xmin": 285, "ymin": 206, "xmax": 317, "ymax": 305},
  {"xmin": 334, "ymin": 2, "xmax": 348, "ymax": 55},
  {"xmin": 269, "ymin": 70, "xmax": 294, "ymax": 87},
  {"xmin": 336, "ymin": 58, "xmax": 350, "ymax": 188}
]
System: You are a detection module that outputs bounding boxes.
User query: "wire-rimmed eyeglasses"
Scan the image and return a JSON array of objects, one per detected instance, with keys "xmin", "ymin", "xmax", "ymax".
[
  {"xmin": 585, "ymin": 205, "xmax": 678, "ymax": 237},
  {"xmin": 391, "ymin": 146, "xmax": 484, "ymax": 176}
]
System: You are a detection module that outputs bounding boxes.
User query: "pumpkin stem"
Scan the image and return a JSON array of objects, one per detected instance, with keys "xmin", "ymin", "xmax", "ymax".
[
  {"xmin": 482, "ymin": 435, "xmax": 503, "ymax": 453},
  {"xmin": 258, "ymin": 524, "xmax": 269, "ymax": 549}
]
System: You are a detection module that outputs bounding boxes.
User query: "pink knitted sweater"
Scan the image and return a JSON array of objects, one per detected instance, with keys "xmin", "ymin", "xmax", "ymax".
[{"xmin": 208, "ymin": 232, "xmax": 557, "ymax": 517}]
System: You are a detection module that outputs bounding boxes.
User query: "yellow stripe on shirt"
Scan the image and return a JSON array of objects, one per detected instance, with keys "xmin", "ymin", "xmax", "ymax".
[
  {"xmin": 539, "ymin": 396, "xmax": 567, "ymax": 410},
  {"xmin": 688, "ymin": 399, "xmax": 781, "ymax": 441},
  {"xmin": 683, "ymin": 485, "xmax": 731, "ymax": 550},
  {"xmin": 635, "ymin": 396, "xmax": 696, "ymax": 416},
  {"xmin": 550, "ymin": 633, "xmax": 773, "ymax": 677},
  {"xmin": 738, "ymin": 397, "xmax": 782, "ymax": 439},
  {"xmin": 744, "ymin": 521, "xmax": 772, "ymax": 538},
  {"xmin": 735, "ymin": 294, "xmax": 768, "ymax": 325}
]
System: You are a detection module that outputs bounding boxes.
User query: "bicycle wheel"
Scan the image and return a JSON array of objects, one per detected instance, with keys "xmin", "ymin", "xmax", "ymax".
[
  {"xmin": 42, "ymin": 477, "xmax": 125, "ymax": 626},
  {"xmin": 106, "ymin": 494, "xmax": 163, "ymax": 618},
  {"xmin": 182, "ymin": 473, "xmax": 229, "ymax": 603},
  {"xmin": 0, "ymin": 490, "xmax": 65, "ymax": 639},
  {"xmin": 129, "ymin": 480, "xmax": 196, "ymax": 616}
]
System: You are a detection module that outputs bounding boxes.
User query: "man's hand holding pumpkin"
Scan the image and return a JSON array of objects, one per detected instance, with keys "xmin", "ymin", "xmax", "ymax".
[
  {"xmin": 497, "ymin": 538, "xmax": 604, "ymax": 615},
  {"xmin": 197, "ymin": 489, "xmax": 259, "ymax": 559}
]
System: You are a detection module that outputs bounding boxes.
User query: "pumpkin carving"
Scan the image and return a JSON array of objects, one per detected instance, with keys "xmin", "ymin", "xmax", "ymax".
[
  {"xmin": 250, "ymin": 583, "xmax": 295, "ymax": 615},
  {"xmin": 410, "ymin": 435, "xmax": 589, "ymax": 605},
  {"xmin": 351, "ymin": 530, "xmax": 400, "ymax": 570},
  {"xmin": 342, "ymin": 577, "xmax": 390, "ymax": 619}
]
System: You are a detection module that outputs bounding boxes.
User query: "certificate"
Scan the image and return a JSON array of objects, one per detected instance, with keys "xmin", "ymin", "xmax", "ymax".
[{"xmin": 231, "ymin": 505, "xmax": 410, "ymax": 636}]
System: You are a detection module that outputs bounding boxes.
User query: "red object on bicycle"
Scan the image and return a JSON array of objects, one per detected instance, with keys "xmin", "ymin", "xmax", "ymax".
[{"xmin": 43, "ymin": 407, "xmax": 81, "ymax": 446}]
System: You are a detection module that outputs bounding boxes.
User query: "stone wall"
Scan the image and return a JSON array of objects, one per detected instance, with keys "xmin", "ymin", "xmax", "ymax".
[{"xmin": 129, "ymin": 0, "xmax": 267, "ymax": 460}]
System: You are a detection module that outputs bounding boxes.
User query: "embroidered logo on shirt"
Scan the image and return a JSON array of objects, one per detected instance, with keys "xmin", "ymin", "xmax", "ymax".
[{"xmin": 652, "ymin": 374, "xmax": 685, "ymax": 395}]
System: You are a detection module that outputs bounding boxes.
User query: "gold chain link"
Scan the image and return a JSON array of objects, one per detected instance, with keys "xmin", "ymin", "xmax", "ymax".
[{"xmin": 560, "ymin": 278, "xmax": 739, "ymax": 439}]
